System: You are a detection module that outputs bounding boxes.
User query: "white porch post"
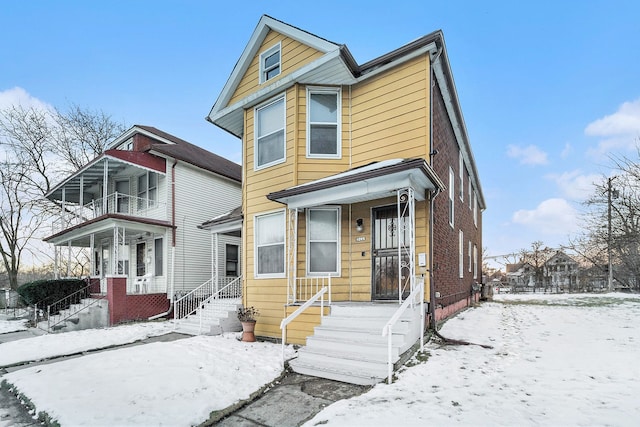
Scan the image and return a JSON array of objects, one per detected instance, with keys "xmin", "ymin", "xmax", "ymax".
[
  {"xmin": 397, "ymin": 188, "xmax": 416, "ymax": 304},
  {"xmin": 79, "ymin": 175, "xmax": 84, "ymax": 214},
  {"xmin": 54, "ymin": 246, "xmax": 59, "ymax": 279},
  {"xmin": 102, "ymin": 158, "xmax": 108, "ymax": 214},
  {"xmin": 89, "ymin": 233, "xmax": 95, "ymax": 276},
  {"xmin": 287, "ymin": 208, "xmax": 298, "ymax": 304},
  {"xmin": 214, "ymin": 232, "xmax": 219, "ymax": 296},
  {"xmin": 66, "ymin": 241, "xmax": 72, "ymax": 277},
  {"xmin": 61, "ymin": 187, "xmax": 66, "ymax": 226}
]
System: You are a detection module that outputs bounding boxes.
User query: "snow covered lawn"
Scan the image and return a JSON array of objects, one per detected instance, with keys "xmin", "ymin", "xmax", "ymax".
[
  {"xmin": 3, "ymin": 333, "xmax": 294, "ymax": 426},
  {"xmin": 305, "ymin": 293, "xmax": 640, "ymax": 426},
  {"xmin": 0, "ymin": 317, "xmax": 27, "ymax": 334},
  {"xmin": 0, "ymin": 322, "xmax": 174, "ymax": 367}
]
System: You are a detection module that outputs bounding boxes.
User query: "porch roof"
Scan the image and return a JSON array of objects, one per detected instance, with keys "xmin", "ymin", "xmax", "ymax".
[
  {"xmin": 44, "ymin": 214, "xmax": 173, "ymax": 246},
  {"xmin": 198, "ymin": 206, "xmax": 243, "ymax": 233},
  {"xmin": 46, "ymin": 150, "xmax": 166, "ymax": 203},
  {"xmin": 267, "ymin": 158, "xmax": 444, "ymax": 209}
]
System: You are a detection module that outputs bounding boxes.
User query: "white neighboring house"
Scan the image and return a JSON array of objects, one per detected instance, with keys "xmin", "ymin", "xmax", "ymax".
[{"xmin": 44, "ymin": 125, "xmax": 241, "ymax": 325}]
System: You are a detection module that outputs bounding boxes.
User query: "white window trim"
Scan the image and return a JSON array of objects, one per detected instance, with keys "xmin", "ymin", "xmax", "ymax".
[
  {"xmin": 473, "ymin": 190, "xmax": 478, "ymax": 228},
  {"xmin": 259, "ymin": 42, "xmax": 281, "ymax": 84},
  {"xmin": 254, "ymin": 210, "xmax": 286, "ymax": 279},
  {"xmin": 305, "ymin": 206, "xmax": 341, "ymax": 276},
  {"xmin": 254, "ymin": 95, "xmax": 286, "ymax": 171},
  {"xmin": 459, "ymin": 152, "xmax": 464, "ymax": 202},
  {"xmin": 448, "ymin": 167, "xmax": 455, "ymax": 228},
  {"xmin": 468, "ymin": 240, "xmax": 472, "ymax": 273},
  {"xmin": 459, "ymin": 230, "xmax": 464, "ymax": 279},
  {"xmin": 473, "ymin": 244, "xmax": 478, "ymax": 279},
  {"xmin": 306, "ymin": 86, "xmax": 342, "ymax": 159}
]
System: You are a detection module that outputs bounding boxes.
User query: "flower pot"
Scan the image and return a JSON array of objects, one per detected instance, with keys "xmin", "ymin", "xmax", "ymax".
[{"xmin": 241, "ymin": 320, "xmax": 256, "ymax": 342}]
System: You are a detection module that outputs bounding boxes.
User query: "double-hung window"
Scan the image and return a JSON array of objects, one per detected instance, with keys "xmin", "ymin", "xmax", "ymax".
[
  {"xmin": 448, "ymin": 167, "xmax": 455, "ymax": 227},
  {"xmin": 307, "ymin": 87, "xmax": 341, "ymax": 158},
  {"xmin": 137, "ymin": 172, "xmax": 157, "ymax": 210},
  {"xmin": 255, "ymin": 211, "xmax": 285, "ymax": 277},
  {"xmin": 255, "ymin": 96, "xmax": 286, "ymax": 169},
  {"xmin": 260, "ymin": 43, "xmax": 281, "ymax": 83},
  {"xmin": 307, "ymin": 207, "xmax": 340, "ymax": 276},
  {"xmin": 459, "ymin": 230, "xmax": 464, "ymax": 278}
]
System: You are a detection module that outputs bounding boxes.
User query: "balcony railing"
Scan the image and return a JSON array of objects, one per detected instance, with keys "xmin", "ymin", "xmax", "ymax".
[{"xmin": 52, "ymin": 192, "xmax": 167, "ymax": 234}]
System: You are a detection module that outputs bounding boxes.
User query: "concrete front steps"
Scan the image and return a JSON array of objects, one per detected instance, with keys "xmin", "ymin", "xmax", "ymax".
[
  {"xmin": 174, "ymin": 298, "xmax": 242, "ymax": 336},
  {"xmin": 38, "ymin": 298, "xmax": 108, "ymax": 333},
  {"xmin": 289, "ymin": 303, "xmax": 422, "ymax": 385}
]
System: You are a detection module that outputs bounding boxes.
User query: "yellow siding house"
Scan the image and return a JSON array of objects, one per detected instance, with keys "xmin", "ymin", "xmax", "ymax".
[{"xmin": 206, "ymin": 15, "xmax": 485, "ymax": 385}]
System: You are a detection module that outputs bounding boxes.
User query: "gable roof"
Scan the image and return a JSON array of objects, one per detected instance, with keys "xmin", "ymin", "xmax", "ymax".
[{"xmin": 111, "ymin": 125, "xmax": 241, "ymax": 182}]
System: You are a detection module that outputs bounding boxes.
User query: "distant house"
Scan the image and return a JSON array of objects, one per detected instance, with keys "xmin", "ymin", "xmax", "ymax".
[
  {"xmin": 44, "ymin": 125, "xmax": 241, "ymax": 326},
  {"xmin": 544, "ymin": 251, "xmax": 578, "ymax": 291},
  {"xmin": 205, "ymin": 15, "xmax": 485, "ymax": 384},
  {"xmin": 506, "ymin": 262, "xmax": 536, "ymax": 289}
]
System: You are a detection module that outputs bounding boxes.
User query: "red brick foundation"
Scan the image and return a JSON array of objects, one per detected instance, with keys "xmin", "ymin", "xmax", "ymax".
[{"xmin": 106, "ymin": 276, "xmax": 170, "ymax": 325}]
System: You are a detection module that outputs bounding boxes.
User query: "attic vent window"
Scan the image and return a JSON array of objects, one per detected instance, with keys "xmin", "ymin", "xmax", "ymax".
[{"xmin": 260, "ymin": 43, "xmax": 281, "ymax": 83}]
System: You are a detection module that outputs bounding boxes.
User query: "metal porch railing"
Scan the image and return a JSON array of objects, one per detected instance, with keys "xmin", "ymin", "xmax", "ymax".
[
  {"xmin": 52, "ymin": 192, "xmax": 167, "ymax": 234},
  {"xmin": 39, "ymin": 284, "xmax": 106, "ymax": 333},
  {"xmin": 173, "ymin": 276, "xmax": 243, "ymax": 322},
  {"xmin": 381, "ymin": 278, "xmax": 424, "ymax": 384}
]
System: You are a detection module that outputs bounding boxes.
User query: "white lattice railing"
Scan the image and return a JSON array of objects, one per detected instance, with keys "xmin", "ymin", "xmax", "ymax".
[
  {"xmin": 173, "ymin": 276, "xmax": 242, "ymax": 321},
  {"xmin": 52, "ymin": 192, "xmax": 167, "ymax": 234}
]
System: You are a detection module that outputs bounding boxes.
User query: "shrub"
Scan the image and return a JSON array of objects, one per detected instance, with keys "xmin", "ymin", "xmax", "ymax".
[{"xmin": 17, "ymin": 279, "xmax": 87, "ymax": 310}]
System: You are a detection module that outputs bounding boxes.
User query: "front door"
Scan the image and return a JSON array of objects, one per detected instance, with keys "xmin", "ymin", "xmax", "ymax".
[{"xmin": 372, "ymin": 206, "xmax": 409, "ymax": 300}]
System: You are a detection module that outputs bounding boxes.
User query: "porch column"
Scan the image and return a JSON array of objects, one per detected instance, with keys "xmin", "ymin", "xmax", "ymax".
[
  {"xmin": 54, "ymin": 246, "xmax": 59, "ymax": 279},
  {"xmin": 89, "ymin": 233, "xmax": 95, "ymax": 276},
  {"xmin": 61, "ymin": 187, "xmax": 66, "ymax": 226},
  {"xmin": 102, "ymin": 158, "xmax": 108, "ymax": 213},
  {"xmin": 214, "ymin": 232, "xmax": 219, "ymax": 295},
  {"xmin": 287, "ymin": 208, "xmax": 298, "ymax": 304},
  {"xmin": 79, "ymin": 175, "xmax": 84, "ymax": 211},
  {"xmin": 67, "ymin": 241, "xmax": 72, "ymax": 277},
  {"xmin": 397, "ymin": 188, "xmax": 416, "ymax": 303}
]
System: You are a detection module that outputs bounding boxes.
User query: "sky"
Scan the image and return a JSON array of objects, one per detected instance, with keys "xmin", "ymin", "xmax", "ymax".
[
  {"xmin": 2, "ymin": 293, "xmax": 640, "ymax": 425},
  {"xmin": 2, "ymin": 0, "xmax": 640, "ymax": 267}
]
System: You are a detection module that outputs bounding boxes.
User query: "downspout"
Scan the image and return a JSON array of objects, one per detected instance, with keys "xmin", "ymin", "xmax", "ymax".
[
  {"xmin": 148, "ymin": 159, "xmax": 177, "ymax": 321},
  {"xmin": 428, "ymin": 46, "xmax": 443, "ymax": 331}
]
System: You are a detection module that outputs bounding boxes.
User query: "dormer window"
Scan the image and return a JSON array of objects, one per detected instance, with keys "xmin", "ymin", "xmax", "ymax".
[{"xmin": 260, "ymin": 43, "xmax": 281, "ymax": 84}]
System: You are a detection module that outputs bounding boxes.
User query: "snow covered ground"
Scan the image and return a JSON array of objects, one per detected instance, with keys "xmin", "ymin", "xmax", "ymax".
[
  {"xmin": 2, "ymin": 293, "xmax": 639, "ymax": 426},
  {"xmin": 304, "ymin": 292, "xmax": 640, "ymax": 426},
  {"xmin": 2, "ymin": 331, "xmax": 295, "ymax": 426},
  {"xmin": 0, "ymin": 317, "xmax": 27, "ymax": 334}
]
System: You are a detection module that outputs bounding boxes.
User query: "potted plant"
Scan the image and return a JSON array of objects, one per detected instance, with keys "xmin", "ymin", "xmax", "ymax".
[{"xmin": 237, "ymin": 306, "xmax": 259, "ymax": 342}]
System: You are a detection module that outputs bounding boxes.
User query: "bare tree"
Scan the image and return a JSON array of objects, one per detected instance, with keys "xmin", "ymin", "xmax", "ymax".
[
  {"xmin": 53, "ymin": 104, "xmax": 126, "ymax": 172},
  {"xmin": 518, "ymin": 241, "xmax": 553, "ymax": 291},
  {"xmin": 0, "ymin": 104, "xmax": 126, "ymax": 290}
]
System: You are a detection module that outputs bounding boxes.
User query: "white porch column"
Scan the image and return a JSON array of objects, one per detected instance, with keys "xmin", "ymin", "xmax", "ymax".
[
  {"xmin": 287, "ymin": 208, "xmax": 298, "ymax": 304},
  {"xmin": 61, "ymin": 187, "xmax": 66, "ymax": 226},
  {"xmin": 89, "ymin": 233, "xmax": 95, "ymax": 276},
  {"xmin": 397, "ymin": 188, "xmax": 416, "ymax": 304},
  {"xmin": 67, "ymin": 241, "xmax": 72, "ymax": 277},
  {"xmin": 54, "ymin": 246, "xmax": 59, "ymax": 279},
  {"xmin": 102, "ymin": 158, "xmax": 108, "ymax": 213},
  {"xmin": 79, "ymin": 175, "xmax": 84, "ymax": 211},
  {"xmin": 214, "ymin": 232, "xmax": 219, "ymax": 296}
]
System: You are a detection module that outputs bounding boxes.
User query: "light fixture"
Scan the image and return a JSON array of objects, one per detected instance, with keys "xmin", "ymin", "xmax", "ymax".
[{"xmin": 356, "ymin": 218, "xmax": 364, "ymax": 232}]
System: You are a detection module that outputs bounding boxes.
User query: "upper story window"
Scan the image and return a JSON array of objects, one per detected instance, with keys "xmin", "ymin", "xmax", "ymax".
[
  {"xmin": 137, "ymin": 171, "xmax": 157, "ymax": 210},
  {"xmin": 307, "ymin": 87, "xmax": 341, "ymax": 158},
  {"xmin": 459, "ymin": 152, "xmax": 464, "ymax": 201},
  {"xmin": 473, "ymin": 190, "xmax": 478, "ymax": 227},
  {"xmin": 448, "ymin": 167, "xmax": 455, "ymax": 228},
  {"xmin": 255, "ymin": 96, "xmax": 286, "ymax": 170},
  {"xmin": 259, "ymin": 43, "xmax": 281, "ymax": 84}
]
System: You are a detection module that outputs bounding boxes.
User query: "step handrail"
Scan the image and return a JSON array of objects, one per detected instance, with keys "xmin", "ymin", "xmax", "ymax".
[
  {"xmin": 46, "ymin": 294, "xmax": 106, "ymax": 332},
  {"xmin": 174, "ymin": 276, "xmax": 243, "ymax": 323},
  {"xmin": 197, "ymin": 276, "xmax": 243, "ymax": 334},
  {"xmin": 381, "ymin": 279, "xmax": 424, "ymax": 384},
  {"xmin": 279, "ymin": 286, "xmax": 328, "ymax": 367}
]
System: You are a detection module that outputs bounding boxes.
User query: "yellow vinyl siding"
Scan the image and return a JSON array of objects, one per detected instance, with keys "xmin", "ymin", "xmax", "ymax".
[
  {"xmin": 351, "ymin": 55, "xmax": 430, "ymax": 166},
  {"xmin": 229, "ymin": 31, "xmax": 325, "ymax": 106},
  {"xmin": 241, "ymin": 50, "xmax": 435, "ymax": 341}
]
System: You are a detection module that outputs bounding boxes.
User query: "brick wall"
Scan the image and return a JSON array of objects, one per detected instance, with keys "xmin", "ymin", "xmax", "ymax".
[{"xmin": 431, "ymin": 78, "xmax": 482, "ymax": 313}]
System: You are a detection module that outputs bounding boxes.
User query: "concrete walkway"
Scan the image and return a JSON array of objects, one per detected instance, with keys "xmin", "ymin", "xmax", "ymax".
[{"xmin": 206, "ymin": 371, "xmax": 369, "ymax": 427}]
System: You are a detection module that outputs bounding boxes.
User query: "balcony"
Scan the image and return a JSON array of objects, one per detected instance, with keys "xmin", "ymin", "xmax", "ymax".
[{"xmin": 52, "ymin": 192, "xmax": 167, "ymax": 234}]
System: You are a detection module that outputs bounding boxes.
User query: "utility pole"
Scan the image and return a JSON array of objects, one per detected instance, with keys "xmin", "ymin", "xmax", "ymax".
[{"xmin": 607, "ymin": 177, "xmax": 618, "ymax": 292}]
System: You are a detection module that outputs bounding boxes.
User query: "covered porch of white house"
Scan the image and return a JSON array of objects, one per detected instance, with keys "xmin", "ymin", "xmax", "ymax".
[{"xmin": 46, "ymin": 217, "xmax": 172, "ymax": 296}]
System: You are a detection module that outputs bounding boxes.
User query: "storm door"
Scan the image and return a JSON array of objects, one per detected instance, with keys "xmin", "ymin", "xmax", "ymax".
[{"xmin": 372, "ymin": 205, "xmax": 409, "ymax": 300}]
